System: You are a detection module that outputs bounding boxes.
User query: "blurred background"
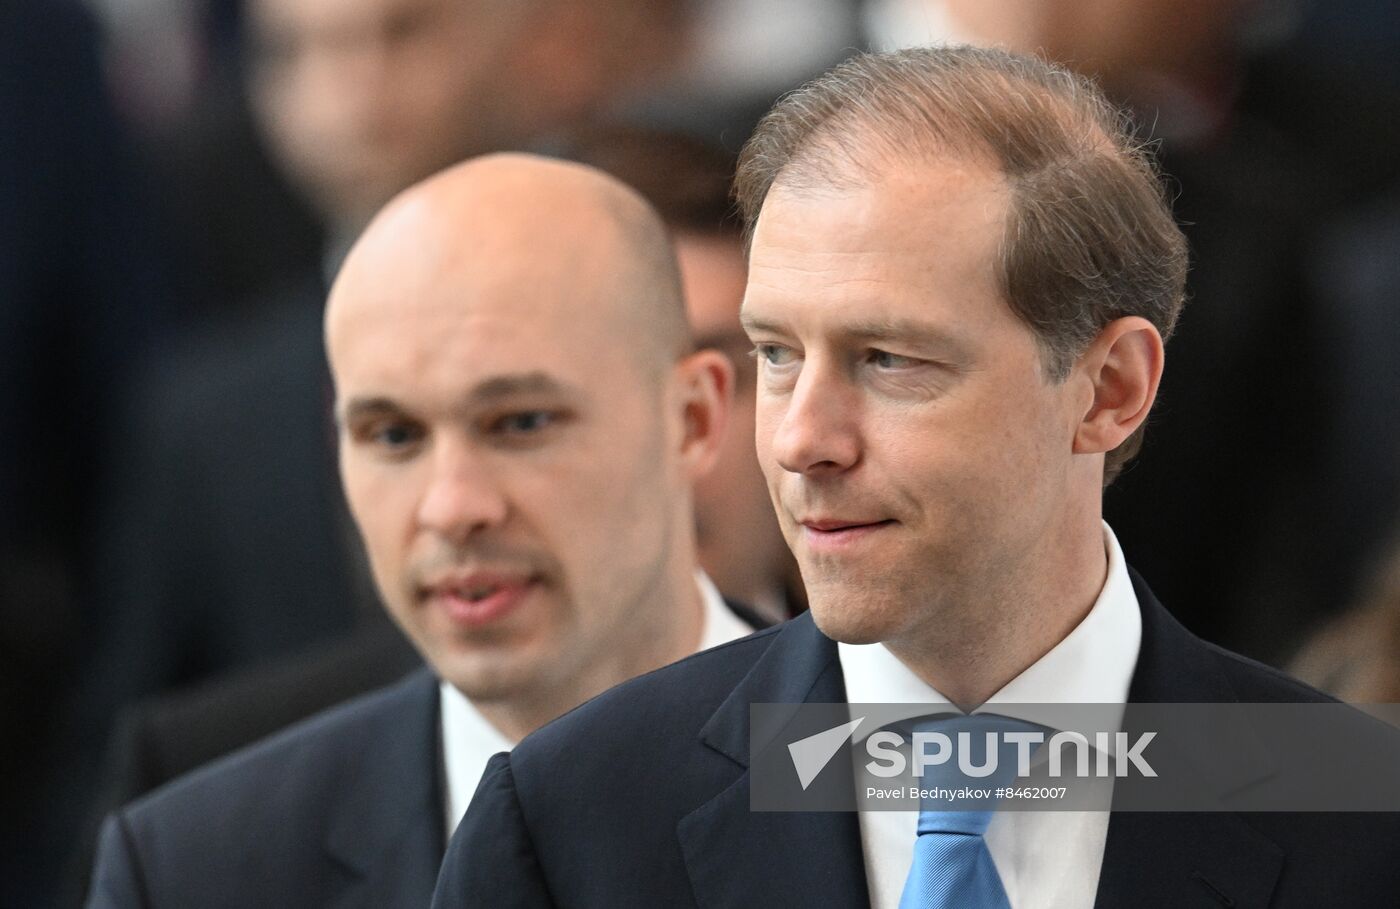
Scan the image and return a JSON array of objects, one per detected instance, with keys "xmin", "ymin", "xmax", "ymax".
[{"xmin": 4, "ymin": 0, "xmax": 1400, "ymax": 904}]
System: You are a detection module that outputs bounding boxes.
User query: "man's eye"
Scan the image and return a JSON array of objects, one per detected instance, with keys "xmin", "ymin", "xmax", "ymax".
[
  {"xmin": 492, "ymin": 411, "xmax": 557, "ymax": 435},
  {"xmin": 751, "ymin": 343, "xmax": 796, "ymax": 366},
  {"xmin": 371, "ymin": 422, "xmax": 422, "ymax": 448},
  {"xmin": 869, "ymin": 349, "xmax": 920, "ymax": 370}
]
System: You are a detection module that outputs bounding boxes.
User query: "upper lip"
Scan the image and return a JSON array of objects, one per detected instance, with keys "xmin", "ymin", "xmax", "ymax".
[
  {"xmin": 799, "ymin": 518, "xmax": 891, "ymax": 532},
  {"xmin": 417, "ymin": 570, "xmax": 536, "ymax": 599}
]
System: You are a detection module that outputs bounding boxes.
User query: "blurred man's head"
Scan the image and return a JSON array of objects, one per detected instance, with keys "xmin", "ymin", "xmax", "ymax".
[
  {"xmin": 246, "ymin": 0, "xmax": 693, "ymax": 234},
  {"xmin": 735, "ymin": 47, "xmax": 1185, "ymax": 697},
  {"xmin": 936, "ymin": 0, "xmax": 1256, "ymax": 94},
  {"xmin": 568, "ymin": 128, "xmax": 799, "ymax": 617},
  {"xmin": 325, "ymin": 154, "xmax": 731, "ymax": 734}
]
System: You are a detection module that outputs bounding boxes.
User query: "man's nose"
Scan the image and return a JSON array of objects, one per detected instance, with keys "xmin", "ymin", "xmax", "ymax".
[
  {"xmin": 414, "ymin": 438, "xmax": 509, "ymax": 544},
  {"xmin": 770, "ymin": 362, "xmax": 861, "ymax": 477}
]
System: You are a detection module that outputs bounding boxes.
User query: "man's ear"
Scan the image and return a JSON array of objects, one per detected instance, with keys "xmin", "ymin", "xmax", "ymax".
[
  {"xmin": 1072, "ymin": 316, "xmax": 1164, "ymax": 456},
  {"xmin": 671, "ymin": 348, "xmax": 734, "ymax": 480}
]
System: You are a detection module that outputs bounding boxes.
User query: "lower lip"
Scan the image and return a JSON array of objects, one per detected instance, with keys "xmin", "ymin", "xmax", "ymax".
[
  {"xmin": 800, "ymin": 521, "xmax": 894, "ymax": 553},
  {"xmin": 432, "ymin": 581, "xmax": 536, "ymax": 629}
]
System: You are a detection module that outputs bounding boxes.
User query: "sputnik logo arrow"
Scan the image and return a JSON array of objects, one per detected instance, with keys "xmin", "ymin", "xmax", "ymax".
[{"xmin": 787, "ymin": 717, "xmax": 865, "ymax": 790}]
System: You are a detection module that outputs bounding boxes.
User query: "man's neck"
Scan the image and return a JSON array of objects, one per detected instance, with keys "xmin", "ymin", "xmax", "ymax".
[{"xmin": 885, "ymin": 522, "xmax": 1109, "ymax": 711}]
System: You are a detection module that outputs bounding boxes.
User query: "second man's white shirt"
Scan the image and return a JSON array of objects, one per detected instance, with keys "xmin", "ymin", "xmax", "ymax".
[{"xmin": 440, "ymin": 571, "xmax": 752, "ymax": 835}]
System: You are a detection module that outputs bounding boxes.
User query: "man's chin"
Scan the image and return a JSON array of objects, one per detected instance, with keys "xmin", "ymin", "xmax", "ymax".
[
  {"xmin": 807, "ymin": 599, "xmax": 902, "ymax": 646},
  {"xmin": 435, "ymin": 654, "xmax": 537, "ymax": 703}
]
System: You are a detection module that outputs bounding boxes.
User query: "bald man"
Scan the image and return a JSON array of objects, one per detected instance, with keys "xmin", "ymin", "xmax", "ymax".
[{"xmin": 84, "ymin": 154, "xmax": 764, "ymax": 908}]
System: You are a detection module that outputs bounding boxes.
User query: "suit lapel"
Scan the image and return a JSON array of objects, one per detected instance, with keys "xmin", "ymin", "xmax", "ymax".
[
  {"xmin": 1093, "ymin": 573, "xmax": 1283, "ymax": 908},
  {"xmin": 678, "ymin": 614, "xmax": 870, "ymax": 908},
  {"xmin": 322, "ymin": 669, "xmax": 446, "ymax": 909}
]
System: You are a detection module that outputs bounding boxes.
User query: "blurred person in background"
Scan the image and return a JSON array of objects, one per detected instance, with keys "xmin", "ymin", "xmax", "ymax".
[
  {"xmin": 1302, "ymin": 191, "xmax": 1400, "ymax": 650},
  {"xmin": 76, "ymin": 127, "xmax": 801, "ymax": 865},
  {"xmin": 80, "ymin": 0, "xmax": 695, "ymax": 784},
  {"xmin": 243, "ymin": 0, "xmax": 690, "ymax": 261},
  {"xmin": 862, "ymin": 0, "xmax": 1400, "ymax": 662},
  {"xmin": 1290, "ymin": 528, "xmax": 1400, "ymax": 701},
  {"xmin": 68, "ymin": 0, "xmax": 695, "ymax": 900},
  {"xmin": 1, "ymin": 0, "xmax": 181, "ymax": 905},
  {"xmin": 87, "ymin": 152, "xmax": 762, "ymax": 909},
  {"xmin": 568, "ymin": 127, "xmax": 805, "ymax": 621},
  {"xmin": 1289, "ymin": 192, "xmax": 1400, "ymax": 698}
]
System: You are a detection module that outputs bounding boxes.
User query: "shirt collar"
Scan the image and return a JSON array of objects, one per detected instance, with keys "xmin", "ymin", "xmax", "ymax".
[
  {"xmin": 696, "ymin": 569, "xmax": 754, "ymax": 651},
  {"xmin": 837, "ymin": 522, "xmax": 1142, "ymax": 736},
  {"xmin": 440, "ymin": 571, "xmax": 748, "ymax": 835}
]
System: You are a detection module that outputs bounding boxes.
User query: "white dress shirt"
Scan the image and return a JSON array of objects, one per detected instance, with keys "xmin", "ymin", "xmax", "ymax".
[
  {"xmin": 839, "ymin": 523, "xmax": 1142, "ymax": 909},
  {"xmin": 440, "ymin": 571, "xmax": 751, "ymax": 835}
]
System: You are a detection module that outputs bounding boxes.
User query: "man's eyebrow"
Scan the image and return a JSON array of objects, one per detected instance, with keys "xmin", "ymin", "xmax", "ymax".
[
  {"xmin": 337, "ymin": 373, "xmax": 580, "ymax": 425},
  {"xmin": 739, "ymin": 313, "xmax": 786, "ymax": 335},
  {"xmin": 337, "ymin": 397, "xmax": 404, "ymax": 426},
  {"xmin": 466, "ymin": 372, "xmax": 578, "ymax": 403},
  {"xmin": 739, "ymin": 312, "xmax": 973, "ymax": 359},
  {"xmin": 838, "ymin": 317, "xmax": 972, "ymax": 355}
]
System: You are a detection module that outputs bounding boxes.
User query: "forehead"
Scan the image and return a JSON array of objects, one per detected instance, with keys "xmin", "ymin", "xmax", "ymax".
[
  {"xmin": 328, "ymin": 250, "xmax": 639, "ymax": 408},
  {"xmin": 743, "ymin": 159, "xmax": 1012, "ymax": 336}
]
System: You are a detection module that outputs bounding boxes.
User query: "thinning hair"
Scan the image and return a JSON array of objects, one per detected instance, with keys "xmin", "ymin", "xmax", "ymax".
[{"xmin": 734, "ymin": 46, "xmax": 1189, "ymax": 485}]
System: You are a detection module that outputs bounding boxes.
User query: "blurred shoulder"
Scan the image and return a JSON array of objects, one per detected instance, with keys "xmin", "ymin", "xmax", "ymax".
[{"xmin": 120, "ymin": 668, "xmax": 436, "ymax": 834}]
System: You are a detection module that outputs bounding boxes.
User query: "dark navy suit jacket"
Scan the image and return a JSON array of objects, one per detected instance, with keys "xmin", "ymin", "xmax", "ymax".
[
  {"xmin": 87, "ymin": 669, "xmax": 446, "ymax": 909},
  {"xmin": 86, "ymin": 602, "xmax": 767, "ymax": 908},
  {"xmin": 434, "ymin": 571, "xmax": 1400, "ymax": 908}
]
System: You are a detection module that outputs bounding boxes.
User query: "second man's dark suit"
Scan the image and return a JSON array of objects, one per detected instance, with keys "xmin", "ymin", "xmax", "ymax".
[
  {"xmin": 435, "ymin": 571, "xmax": 1400, "ymax": 908},
  {"xmin": 89, "ymin": 669, "xmax": 445, "ymax": 909},
  {"xmin": 87, "ymin": 602, "xmax": 767, "ymax": 908}
]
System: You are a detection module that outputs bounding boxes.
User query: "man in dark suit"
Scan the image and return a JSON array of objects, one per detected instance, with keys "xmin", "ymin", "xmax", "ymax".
[
  {"xmin": 86, "ymin": 153, "xmax": 764, "ymax": 907},
  {"xmin": 80, "ymin": 128, "xmax": 773, "ymax": 826},
  {"xmin": 434, "ymin": 46, "xmax": 1400, "ymax": 908},
  {"xmin": 78, "ymin": 0, "xmax": 705, "ymax": 785}
]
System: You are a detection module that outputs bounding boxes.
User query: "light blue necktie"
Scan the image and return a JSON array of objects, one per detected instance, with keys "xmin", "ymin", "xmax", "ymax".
[{"xmin": 897, "ymin": 714, "xmax": 1042, "ymax": 909}]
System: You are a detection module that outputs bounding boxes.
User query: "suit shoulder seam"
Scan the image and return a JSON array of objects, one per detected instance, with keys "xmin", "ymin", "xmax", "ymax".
[
  {"xmin": 661, "ymin": 623, "xmax": 784, "ymax": 668},
  {"xmin": 498, "ymin": 756, "xmax": 561, "ymax": 907},
  {"xmin": 115, "ymin": 810, "xmax": 157, "ymax": 908}
]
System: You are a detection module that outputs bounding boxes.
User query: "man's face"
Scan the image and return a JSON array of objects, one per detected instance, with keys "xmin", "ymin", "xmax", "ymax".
[
  {"xmin": 676, "ymin": 232, "xmax": 792, "ymax": 604},
  {"xmin": 330, "ymin": 238, "xmax": 681, "ymax": 701},
  {"xmin": 743, "ymin": 159, "xmax": 1083, "ymax": 646},
  {"xmin": 247, "ymin": 0, "xmax": 518, "ymax": 230}
]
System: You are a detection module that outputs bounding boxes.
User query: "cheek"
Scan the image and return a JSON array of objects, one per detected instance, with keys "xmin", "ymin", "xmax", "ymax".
[
  {"xmin": 888, "ymin": 387, "xmax": 1068, "ymax": 516},
  {"xmin": 398, "ymin": 47, "xmax": 489, "ymax": 139},
  {"xmin": 342, "ymin": 462, "xmax": 419, "ymax": 567},
  {"xmin": 516, "ymin": 431, "xmax": 666, "ymax": 555},
  {"xmin": 871, "ymin": 400, "xmax": 1026, "ymax": 511},
  {"xmin": 753, "ymin": 397, "xmax": 784, "ymax": 480}
]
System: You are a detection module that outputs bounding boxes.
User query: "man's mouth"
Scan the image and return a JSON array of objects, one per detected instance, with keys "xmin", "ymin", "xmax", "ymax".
[
  {"xmin": 797, "ymin": 517, "xmax": 896, "ymax": 552},
  {"xmin": 418, "ymin": 572, "xmax": 540, "ymax": 628},
  {"xmin": 800, "ymin": 518, "xmax": 893, "ymax": 532}
]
